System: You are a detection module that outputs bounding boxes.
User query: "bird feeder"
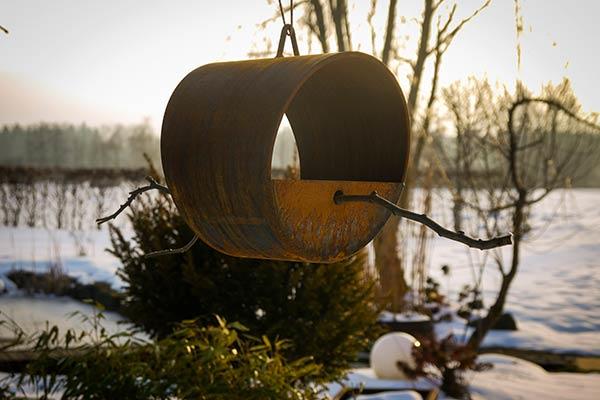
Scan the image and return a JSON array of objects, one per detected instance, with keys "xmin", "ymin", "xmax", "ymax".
[{"xmin": 161, "ymin": 51, "xmax": 410, "ymax": 263}]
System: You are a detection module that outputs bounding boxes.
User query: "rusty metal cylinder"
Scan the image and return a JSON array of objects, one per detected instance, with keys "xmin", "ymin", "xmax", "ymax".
[{"xmin": 161, "ymin": 52, "xmax": 410, "ymax": 262}]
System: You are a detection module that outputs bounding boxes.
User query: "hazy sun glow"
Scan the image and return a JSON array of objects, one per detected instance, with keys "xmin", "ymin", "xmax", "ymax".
[{"xmin": 1, "ymin": 0, "xmax": 598, "ymax": 132}]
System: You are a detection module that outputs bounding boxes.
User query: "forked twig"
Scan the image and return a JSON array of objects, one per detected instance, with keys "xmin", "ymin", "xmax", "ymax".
[
  {"xmin": 96, "ymin": 176, "xmax": 170, "ymax": 225},
  {"xmin": 144, "ymin": 235, "xmax": 199, "ymax": 258},
  {"xmin": 334, "ymin": 191, "xmax": 512, "ymax": 250},
  {"xmin": 98, "ymin": 176, "xmax": 199, "ymax": 257}
]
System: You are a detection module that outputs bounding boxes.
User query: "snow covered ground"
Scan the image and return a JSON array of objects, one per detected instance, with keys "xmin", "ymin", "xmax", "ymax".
[
  {"xmin": 0, "ymin": 294, "xmax": 131, "ymax": 338},
  {"xmin": 2, "ymin": 353, "xmax": 598, "ymax": 399},
  {"xmin": 0, "ymin": 224, "xmax": 127, "ymax": 290},
  {"xmin": 328, "ymin": 354, "xmax": 600, "ymax": 399},
  {"xmin": 464, "ymin": 354, "xmax": 600, "ymax": 400},
  {"xmin": 0, "ymin": 223, "xmax": 131, "ymax": 336},
  {"xmin": 0, "ymin": 188, "xmax": 598, "ymax": 399},
  {"xmin": 425, "ymin": 189, "xmax": 600, "ymax": 355},
  {"xmin": 0, "ymin": 189, "xmax": 598, "ymax": 355}
]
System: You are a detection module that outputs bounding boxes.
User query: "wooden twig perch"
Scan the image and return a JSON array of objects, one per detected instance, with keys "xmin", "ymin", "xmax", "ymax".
[
  {"xmin": 334, "ymin": 190, "xmax": 512, "ymax": 250},
  {"xmin": 0, "ymin": 24, "xmax": 8, "ymax": 34},
  {"xmin": 96, "ymin": 176, "xmax": 170, "ymax": 225}
]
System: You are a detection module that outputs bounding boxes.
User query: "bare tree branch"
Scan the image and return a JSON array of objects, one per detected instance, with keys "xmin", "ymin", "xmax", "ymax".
[
  {"xmin": 393, "ymin": 52, "xmax": 417, "ymax": 71},
  {"xmin": 381, "ymin": 0, "xmax": 398, "ymax": 65},
  {"xmin": 144, "ymin": 235, "xmax": 199, "ymax": 258},
  {"xmin": 342, "ymin": 0, "xmax": 352, "ymax": 50},
  {"xmin": 437, "ymin": 3, "xmax": 457, "ymax": 39},
  {"xmin": 0, "ymin": 24, "xmax": 8, "ymax": 34},
  {"xmin": 427, "ymin": 0, "xmax": 491, "ymax": 56},
  {"xmin": 431, "ymin": 0, "xmax": 442, "ymax": 13},
  {"xmin": 412, "ymin": 33, "xmax": 443, "ymax": 172},
  {"xmin": 406, "ymin": 0, "xmax": 435, "ymax": 118},
  {"xmin": 334, "ymin": 191, "xmax": 512, "ymax": 250},
  {"xmin": 96, "ymin": 176, "xmax": 170, "ymax": 225},
  {"xmin": 308, "ymin": 0, "xmax": 329, "ymax": 52},
  {"xmin": 508, "ymin": 96, "xmax": 600, "ymax": 192},
  {"xmin": 367, "ymin": 0, "xmax": 378, "ymax": 56},
  {"xmin": 328, "ymin": 0, "xmax": 351, "ymax": 51}
]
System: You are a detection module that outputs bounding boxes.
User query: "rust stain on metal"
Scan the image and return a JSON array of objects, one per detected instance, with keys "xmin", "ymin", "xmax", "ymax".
[
  {"xmin": 161, "ymin": 52, "xmax": 410, "ymax": 262},
  {"xmin": 273, "ymin": 180, "xmax": 401, "ymax": 261}
]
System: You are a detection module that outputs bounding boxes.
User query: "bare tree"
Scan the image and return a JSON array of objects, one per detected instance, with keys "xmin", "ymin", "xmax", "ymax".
[
  {"xmin": 436, "ymin": 78, "xmax": 600, "ymax": 350},
  {"xmin": 283, "ymin": 0, "xmax": 491, "ymax": 310}
]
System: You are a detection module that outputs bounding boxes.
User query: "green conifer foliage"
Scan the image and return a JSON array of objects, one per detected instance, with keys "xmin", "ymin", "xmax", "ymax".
[{"xmin": 109, "ymin": 190, "xmax": 381, "ymax": 381}]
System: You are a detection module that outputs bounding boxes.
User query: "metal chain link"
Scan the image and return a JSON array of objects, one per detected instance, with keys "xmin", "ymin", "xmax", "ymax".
[{"xmin": 276, "ymin": 0, "xmax": 299, "ymax": 57}]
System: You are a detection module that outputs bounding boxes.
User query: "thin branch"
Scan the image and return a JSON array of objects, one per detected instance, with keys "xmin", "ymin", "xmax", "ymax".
[
  {"xmin": 342, "ymin": 0, "xmax": 352, "ymax": 50},
  {"xmin": 507, "ymin": 97, "xmax": 600, "ymax": 192},
  {"xmin": 367, "ymin": 0, "xmax": 378, "ymax": 56},
  {"xmin": 0, "ymin": 25, "xmax": 8, "ymax": 34},
  {"xmin": 432, "ymin": 0, "xmax": 446, "ymax": 13},
  {"xmin": 334, "ymin": 191, "xmax": 513, "ymax": 250},
  {"xmin": 515, "ymin": 136, "xmax": 544, "ymax": 151},
  {"xmin": 308, "ymin": 0, "xmax": 329, "ymax": 52},
  {"xmin": 395, "ymin": 53, "xmax": 417, "ymax": 71},
  {"xmin": 381, "ymin": 0, "xmax": 397, "ymax": 65},
  {"xmin": 406, "ymin": 0, "xmax": 434, "ymax": 117},
  {"xmin": 96, "ymin": 176, "xmax": 170, "ymax": 225},
  {"xmin": 437, "ymin": 3, "xmax": 457, "ymax": 39},
  {"xmin": 144, "ymin": 235, "xmax": 199, "ymax": 258},
  {"xmin": 470, "ymin": 96, "xmax": 600, "ymax": 213},
  {"xmin": 427, "ymin": 0, "xmax": 491, "ymax": 56},
  {"xmin": 329, "ymin": 0, "xmax": 349, "ymax": 51}
]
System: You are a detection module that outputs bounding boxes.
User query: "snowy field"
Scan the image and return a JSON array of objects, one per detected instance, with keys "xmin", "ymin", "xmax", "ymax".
[
  {"xmin": 426, "ymin": 189, "xmax": 600, "ymax": 355},
  {"xmin": 0, "ymin": 187, "xmax": 598, "ymax": 399},
  {"xmin": 0, "ymin": 189, "xmax": 598, "ymax": 355}
]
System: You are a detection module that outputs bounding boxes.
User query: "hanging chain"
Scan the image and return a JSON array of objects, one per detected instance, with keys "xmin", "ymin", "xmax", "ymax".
[
  {"xmin": 276, "ymin": 0, "xmax": 299, "ymax": 57},
  {"xmin": 278, "ymin": 0, "xmax": 293, "ymax": 27}
]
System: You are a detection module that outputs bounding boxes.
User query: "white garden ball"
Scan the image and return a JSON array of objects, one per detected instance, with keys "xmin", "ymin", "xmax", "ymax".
[{"xmin": 370, "ymin": 332, "xmax": 420, "ymax": 380}]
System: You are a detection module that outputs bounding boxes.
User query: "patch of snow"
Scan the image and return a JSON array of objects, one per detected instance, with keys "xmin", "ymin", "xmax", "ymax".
[
  {"xmin": 422, "ymin": 189, "xmax": 600, "ymax": 355},
  {"xmin": 356, "ymin": 391, "xmax": 422, "ymax": 400},
  {"xmin": 434, "ymin": 315, "xmax": 600, "ymax": 356},
  {"xmin": 0, "ymin": 272, "xmax": 17, "ymax": 294},
  {"xmin": 379, "ymin": 311, "xmax": 431, "ymax": 323},
  {"xmin": 460, "ymin": 354, "xmax": 600, "ymax": 400},
  {"xmin": 0, "ymin": 293, "xmax": 137, "ymax": 338},
  {"xmin": 1, "ymin": 189, "xmax": 599, "ymax": 355},
  {"xmin": 325, "ymin": 368, "xmax": 436, "ymax": 397},
  {"xmin": 330, "ymin": 355, "xmax": 600, "ymax": 400},
  {"xmin": 0, "ymin": 226, "xmax": 130, "ymax": 289}
]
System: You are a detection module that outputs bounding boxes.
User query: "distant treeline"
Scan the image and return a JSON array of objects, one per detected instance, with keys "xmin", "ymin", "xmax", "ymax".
[
  {"xmin": 1, "ymin": 121, "xmax": 599, "ymax": 187},
  {"xmin": 0, "ymin": 165, "xmax": 149, "ymax": 185},
  {"xmin": 0, "ymin": 122, "xmax": 161, "ymax": 169}
]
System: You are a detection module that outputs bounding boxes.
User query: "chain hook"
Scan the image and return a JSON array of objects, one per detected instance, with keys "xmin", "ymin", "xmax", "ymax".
[
  {"xmin": 276, "ymin": 0, "xmax": 299, "ymax": 57},
  {"xmin": 276, "ymin": 24, "xmax": 299, "ymax": 57}
]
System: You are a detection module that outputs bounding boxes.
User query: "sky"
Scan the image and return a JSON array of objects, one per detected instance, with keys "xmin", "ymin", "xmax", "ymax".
[{"xmin": 1, "ymin": 0, "xmax": 598, "ymax": 132}]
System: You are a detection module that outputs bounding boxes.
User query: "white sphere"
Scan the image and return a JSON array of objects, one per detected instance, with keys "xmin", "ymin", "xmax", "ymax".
[{"xmin": 370, "ymin": 332, "xmax": 419, "ymax": 380}]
